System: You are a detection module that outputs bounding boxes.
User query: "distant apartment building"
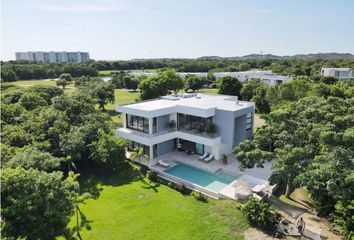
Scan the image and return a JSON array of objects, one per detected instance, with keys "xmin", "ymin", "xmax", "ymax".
[
  {"xmin": 15, "ymin": 51, "xmax": 90, "ymax": 63},
  {"xmin": 213, "ymin": 70, "xmax": 292, "ymax": 85},
  {"xmin": 321, "ymin": 68, "xmax": 353, "ymax": 81}
]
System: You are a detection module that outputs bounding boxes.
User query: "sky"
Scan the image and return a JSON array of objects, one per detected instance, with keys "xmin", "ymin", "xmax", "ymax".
[{"xmin": 1, "ymin": 0, "xmax": 354, "ymax": 60}]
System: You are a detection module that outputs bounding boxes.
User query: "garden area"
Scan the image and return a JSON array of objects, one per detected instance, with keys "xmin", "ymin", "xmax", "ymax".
[{"xmin": 61, "ymin": 163, "xmax": 250, "ymax": 240}]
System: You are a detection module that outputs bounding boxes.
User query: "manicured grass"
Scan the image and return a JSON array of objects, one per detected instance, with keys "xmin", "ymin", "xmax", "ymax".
[
  {"xmin": 106, "ymin": 89, "xmax": 140, "ymax": 126},
  {"xmin": 63, "ymin": 163, "xmax": 249, "ymax": 240},
  {"xmin": 99, "ymin": 69, "xmax": 158, "ymax": 75},
  {"xmin": 1, "ymin": 79, "xmax": 74, "ymax": 94},
  {"xmin": 197, "ymin": 88, "xmax": 218, "ymax": 94}
]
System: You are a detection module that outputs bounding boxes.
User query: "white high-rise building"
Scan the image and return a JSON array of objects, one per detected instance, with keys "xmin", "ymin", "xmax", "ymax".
[{"xmin": 15, "ymin": 51, "xmax": 90, "ymax": 63}]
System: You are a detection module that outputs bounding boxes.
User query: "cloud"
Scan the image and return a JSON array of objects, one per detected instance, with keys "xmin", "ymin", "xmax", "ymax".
[{"xmin": 37, "ymin": 0, "xmax": 130, "ymax": 13}]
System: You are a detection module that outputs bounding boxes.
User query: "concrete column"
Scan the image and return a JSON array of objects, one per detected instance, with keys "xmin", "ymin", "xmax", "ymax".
[
  {"xmin": 149, "ymin": 145, "xmax": 154, "ymax": 160},
  {"xmin": 149, "ymin": 118, "xmax": 153, "ymax": 134},
  {"xmin": 122, "ymin": 114, "xmax": 127, "ymax": 128}
]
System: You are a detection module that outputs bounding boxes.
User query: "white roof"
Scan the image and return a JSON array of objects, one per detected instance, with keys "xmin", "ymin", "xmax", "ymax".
[
  {"xmin": 117, "ymin": 93, "xmax": 254, "ymax": 118},
  {"xmin": 321, "ymin": 67, "xmax": 351, "ymax": 71}
]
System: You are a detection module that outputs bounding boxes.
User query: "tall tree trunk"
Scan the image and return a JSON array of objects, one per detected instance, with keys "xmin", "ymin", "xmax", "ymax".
[{"xmin": 285, "ymin": 179, "xmax": 292, "ymax": 197}]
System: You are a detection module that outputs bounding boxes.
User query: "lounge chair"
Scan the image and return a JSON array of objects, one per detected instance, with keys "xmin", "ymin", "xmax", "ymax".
[
  {"xmin": 203, "ymin": 153, "xmax": 214, "ymax": 163},
  {"xmin": 198, "ymin": 152, "xmax": 209, "ymax": 160},
  {"xmin": 157, "ymin": 159, "xmax": 170, "ymax": 168}
]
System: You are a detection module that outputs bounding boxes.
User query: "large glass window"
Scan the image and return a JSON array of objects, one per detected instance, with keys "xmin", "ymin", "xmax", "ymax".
[
  {"xmin": 246, "ymin": 112, "xmax": 252, "ymax": 131},
  {"xmin": 126, "ymin": 114, "xmax": 149, "ymax": 133},
  {"xmin": 177, "ymin": 113, "xmax": 212, "ymax": 133}
]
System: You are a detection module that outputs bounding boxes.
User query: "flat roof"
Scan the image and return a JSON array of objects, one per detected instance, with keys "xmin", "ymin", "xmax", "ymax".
[{"xmin": 117, "ymin": 93, "xmax": 254, "ymax": 112}]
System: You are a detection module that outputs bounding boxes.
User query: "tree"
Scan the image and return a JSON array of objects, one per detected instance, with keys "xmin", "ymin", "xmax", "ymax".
[
  {"xmin": 184, "ymin": 74, "xmax": 205, "ymax": 92},
  {"xmin": 252, "ymin": 85, "xmax": 271, "ymax": 114},
  {"xmin": 238, "ymin": 62, "xmax": 251, "ymax": 71},
  {"xmin": 66, "ymin": 171, "xmax": 91, "ymax": 240},
  {"xmin": 89, "ymin": 130, "xmax": 127, "ymax": 165},
  {"xmin": 218, "ymin": 76, "xmax": 243, "ymax": 96},
  {"xmin": 90, "ymin": 82, "xmax": 115, "ymax": 111},
  {"xmin": 19, "ymin": 91, "xmax": 47, "ymax": 110},
  {"xmin": 320, "ymin": 76, "xmax": 338, "ymax": 84},
  {"xmin": 1, "ymin": 167, "xmax": 75, "ymax": 240},
  {"xmin": 123, "ymin": 75, "xmax": 139, "ymax": 91},
  {"xmin": 5, "ymin": 146, "xmax": 62, "ymax": 172},
  {"xmin": 56, "ymin": 73, "xmax": 73, "ymax": 89},
  {"xmin": 130, "ymin": 147, "xmax": 149, "ymax": 165},
  {"xmin": 242, "ymin": 197, "xmax": 273, "ymax": 229},
  {"xmin": 30, "ymin": 85, "xmax": 64, "ymax": 104},
  {"xmin": 233, "ymin": 96, "xmax": 354, "ymax": 237},
  {"xmin": 110, "ymin": 71, "xmax": 127, "ymax": 89},
  {"xmin": 139, "ymin": 69, "xmax": 184, "ymax": 100},
  {"xmin": 240, "ymin": 79, "xmax": 261, "ymax": 101},
  {"xmin": 1, "ymin": 70, "xmax": 17, "ymax": 82}
]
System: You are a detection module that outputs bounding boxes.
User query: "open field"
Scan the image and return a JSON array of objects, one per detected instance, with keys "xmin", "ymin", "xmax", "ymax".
[
  {"xmin": 99, "ymin": 69, "xmax": 158, "ymax": 75},
  {"xmin": 62, "ymin": 163, "xmax": 249, "ymax": 240},
  {"xmin": 1, "ymin": 79, "xmax": 74, "ymax": 93},
  {"xmin": 106, "ymin": 90, "xmax": 140, "ymax": 126}
]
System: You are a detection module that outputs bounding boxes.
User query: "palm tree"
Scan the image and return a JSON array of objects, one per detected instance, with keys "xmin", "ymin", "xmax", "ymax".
[
  {"xmin": 130, "ymin": 147, "xmax": 149, "ymax": 165},
  {"xmin": 67, "ymin": 171, "xmax": 91, "ymax": 240},
  {"xmin": 65, "ymin": 156, "xmax": 77, "ymax": 172}
]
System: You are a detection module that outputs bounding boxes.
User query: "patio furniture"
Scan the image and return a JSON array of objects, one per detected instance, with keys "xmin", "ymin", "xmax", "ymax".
[
  {"xmin": 203, "ymin": 153, "xmax": 214, "ymax": 162},
  {"xmin": 198, "ymin": 152, "xmax": 209, "ymax": 160},
  {"xmin": 157, "ymin": 159, "xmax": 170, "ymax": 168}
]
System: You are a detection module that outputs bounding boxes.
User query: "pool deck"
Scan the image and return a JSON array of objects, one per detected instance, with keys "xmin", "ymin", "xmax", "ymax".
[
  {"xmin": 150, "ymin": 150, "xmax": 273, "ymax": 181},
  {"xmin": 128, "ymin": 150, "xmax": 275, "ymax": 199}
]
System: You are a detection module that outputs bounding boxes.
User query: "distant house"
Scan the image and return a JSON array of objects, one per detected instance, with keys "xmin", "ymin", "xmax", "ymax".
[
  {"xmin": 321, "ymin": 68, "xmax": 353, "ymax": 81},
  {"xmin": 213, "ymin": 70, "xmax": 292, "ymax": 85}
]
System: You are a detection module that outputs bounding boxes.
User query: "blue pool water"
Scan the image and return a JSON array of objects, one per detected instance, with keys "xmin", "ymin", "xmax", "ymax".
[{"xmin": 164, "ymin": 163, "xmax": 237, "ymax": 193}]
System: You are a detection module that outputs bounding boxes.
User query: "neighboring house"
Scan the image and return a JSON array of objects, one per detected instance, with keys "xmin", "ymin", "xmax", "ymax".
[
  {"xmin": 15, "ymin": 51, "xmax": 90, "ymax": 63},
  {"xmin": 213, "ymin": 70, "xmax": 293, "ymax": 85},
  {"xmin": 320, "ymin": 67, "xmax": 353, "ymax": 81},
  {"xmin": 116, "ymin": 93, "xmax": 254, "ymax": 160}
]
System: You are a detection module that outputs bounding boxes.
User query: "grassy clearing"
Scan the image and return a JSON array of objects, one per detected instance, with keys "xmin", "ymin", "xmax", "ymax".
[
  {"xmin": 106, "ymin": 90, "xmax": 141, "ymax": 126},
  {"xmin": 279, "ymin": 188, "xmax": 314, "ymax": 209},
  {"xmin": 1, "ymin": 79, "xmax": 74, "ymax": 94},
  {"xmin": 197, "ymin": 88, "xmax": 218, "ymax": 94},
  {"xmin": 99, "ymin": 69, "xmax": 158, "ymax": 75},
  {"xmin": 62, "ymin": 163, "xmax": 249, "ymax": 240}
]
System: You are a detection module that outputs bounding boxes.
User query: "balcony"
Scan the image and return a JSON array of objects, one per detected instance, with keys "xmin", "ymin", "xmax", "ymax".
[{"xmin": 116, "ymin": 126, "xmax": 221, "ymax": 146}]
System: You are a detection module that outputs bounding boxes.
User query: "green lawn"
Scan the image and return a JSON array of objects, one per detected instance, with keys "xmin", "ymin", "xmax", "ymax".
[
  {"xmin": 62, "ymin": 163, "xmax": 249, "ymax": 240},
  {"xmin": 1, "ymin": 79, "xmax": 74, "ymax": 94},
  {"xmin": 197, "ymin": 88, "xmax": 218, "ymax": 94},
  {"xmin": 106, "ymin": 90, "xmax": 141, "ymax": 126},
  {"xmin": 99, "ymin": 69, "xmax": 158, "ymax": 75}
]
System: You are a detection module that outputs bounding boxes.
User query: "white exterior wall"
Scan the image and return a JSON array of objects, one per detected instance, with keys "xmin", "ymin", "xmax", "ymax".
[
  {"xmin": 321, "ymin": 68, "xmax": 353, "ymax": 80},
  {"xmin": 14, "ymin": 51, "xmax": 90, "ymax": 63}
]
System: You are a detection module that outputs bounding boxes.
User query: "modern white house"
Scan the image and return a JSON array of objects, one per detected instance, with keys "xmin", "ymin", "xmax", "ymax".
[
  {"xmin": 320, "ymin": 68, "xmax": 353, "ymax": 81},
  {"xmin": 213, "ymin": 70, "xmax": 292, "ymax": 85},
  {"xmin": 15, "ymin": 51, "xmax": 90, "ymax": 63},
  {"xmin": 116, "ymin": 93, "xmax": 254, "ymax": 161},
  {"xmin": 116, "ymin": 93, "xmax": 275, "ymax": 199}
]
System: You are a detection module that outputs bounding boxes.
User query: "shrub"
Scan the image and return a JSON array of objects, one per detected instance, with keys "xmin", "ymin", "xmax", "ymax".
[
  {"xmin": 242, "ymin": 197, "xmax": 273, "ymax": 229},
  {"xmin": 222, "ymin": 154, "xmax": 228, "ymax": 164},
  {"xmin": 191, "ymin": 191, "xmax": 208, "ymax": 202},
  {"xmin": 206, "ymin": 122, "xmax": 216, "ymax": 135},
  {"xmin": 167, "ymin": 182, "xmax": 174, "ymax": 188},
  {"xmin": 146, "ymin": 170, "xmax": 157, "ymax": 182},
  {"xmin": 175, "ymin": 183, "xmax": 187, "ymax": 193}
]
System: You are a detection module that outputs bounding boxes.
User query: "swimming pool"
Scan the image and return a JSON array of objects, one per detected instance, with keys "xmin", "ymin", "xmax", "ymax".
[{"xmin": 164, "ymin": 163, "xmax": 237, "ymax": 193}]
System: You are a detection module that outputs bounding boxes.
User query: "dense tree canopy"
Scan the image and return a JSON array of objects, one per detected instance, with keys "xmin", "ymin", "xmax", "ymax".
[
  {"xmin": 139, "ymin": 69, "xmax": 184, "ymax": 99},
  {"xmin": 184, "ymin": 74, "xmax": 205, "ymax": 92},
  {"xmin": 218, "ymin": 76, "xmax": 243, "ymax": 96},
  {"xmin": 1, "ymin": 167, "xmax": 75, "ymax": 240},
  {"xmin": 233, "ymin": 96, "xmax": 354, "ymax": 237}
]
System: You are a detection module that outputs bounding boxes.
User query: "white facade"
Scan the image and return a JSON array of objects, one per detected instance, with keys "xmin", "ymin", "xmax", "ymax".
[
  {"xmin": 213, "ymin": 70, "xmax": 292, "ymax": 85},
  {"xmin": 15, "ymin": 51, "xmax": 90, "ymax": 63},
  {"xmin": 321, "ymin": 68, "xmax": 353, "ymax": 81},
  {"xmin": 116, "ymin": 93, "xmax": 255, "ymax": 161}
]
